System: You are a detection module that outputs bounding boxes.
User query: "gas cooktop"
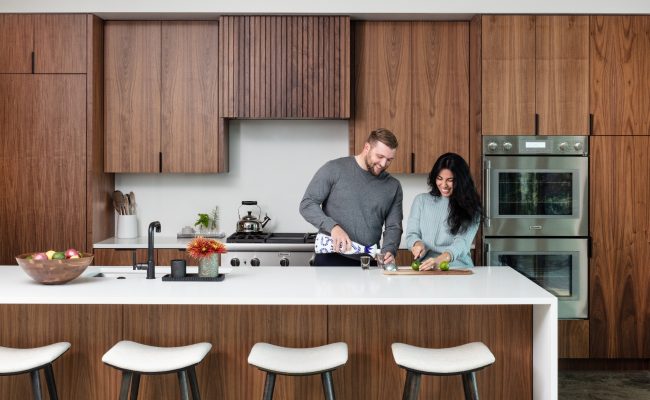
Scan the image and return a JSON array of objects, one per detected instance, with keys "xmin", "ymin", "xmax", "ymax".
[{"xmin": 226, "ymin": 232, "xmax": 316, "ymax": 244}]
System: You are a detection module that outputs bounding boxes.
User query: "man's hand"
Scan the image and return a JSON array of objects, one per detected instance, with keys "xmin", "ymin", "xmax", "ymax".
[{"xmin": 330, "ymin": 225, "xmax": 351, "ymax": 253}]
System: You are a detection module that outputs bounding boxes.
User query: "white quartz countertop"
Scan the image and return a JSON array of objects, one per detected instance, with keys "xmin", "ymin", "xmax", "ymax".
[
  {"xmin": 0, "ymin": 266, "xmax": 555, "ymax": 306},
  {"xmin": 93, "ymin": 236, "xmax": 315, "ymax": 251}
]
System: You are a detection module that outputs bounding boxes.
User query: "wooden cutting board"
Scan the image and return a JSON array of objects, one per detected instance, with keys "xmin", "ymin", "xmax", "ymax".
[{"xmin": 383, "ymin": 267, "xmax": 473, "ymax": 275}]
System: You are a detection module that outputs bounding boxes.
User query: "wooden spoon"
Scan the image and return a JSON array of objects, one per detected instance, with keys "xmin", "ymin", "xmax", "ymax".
[
  {"xmin": 129, "ymin": 191, "xmax": 136, "ymax": 214},
  {"xmin": 113, "ymin": 191, "xmax": 124, "ymax": 215}
]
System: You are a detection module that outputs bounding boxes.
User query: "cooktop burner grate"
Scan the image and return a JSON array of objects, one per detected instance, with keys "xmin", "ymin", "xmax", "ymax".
[{"xmin": 226, "ymin": 232, "xmax": 316, "ymax": 244}]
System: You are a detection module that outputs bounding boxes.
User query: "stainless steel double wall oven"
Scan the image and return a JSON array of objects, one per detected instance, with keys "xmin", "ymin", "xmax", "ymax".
[{"xmin": 483, "ymin": 136, "xmax": 589, "ymax": 319}]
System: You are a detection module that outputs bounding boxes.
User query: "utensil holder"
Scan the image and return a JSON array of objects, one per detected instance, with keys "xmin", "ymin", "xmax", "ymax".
[{"xmin": 117, "ymin": 215, "xmax": 138, "ymax": 239}]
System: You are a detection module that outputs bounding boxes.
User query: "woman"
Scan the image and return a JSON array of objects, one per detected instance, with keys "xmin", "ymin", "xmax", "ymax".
[{"xmin": 406, "ymin": 153, "xmax": 482, "ymax": 269}]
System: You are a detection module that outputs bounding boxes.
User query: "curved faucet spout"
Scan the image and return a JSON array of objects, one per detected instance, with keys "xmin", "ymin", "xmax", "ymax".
[{"xmin": 147, "ymin": 221, "xmax": 161, "ymax": 279}]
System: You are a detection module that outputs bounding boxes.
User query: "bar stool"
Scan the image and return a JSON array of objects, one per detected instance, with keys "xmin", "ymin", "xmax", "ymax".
[
  {"xmin": 102, "ymin": 340, "xmax": 211, "ymax": 400},
  {"xmin": 0, "ymin": 342, "xmax": 70, "ymax": 400},
  {"xmin": 391, "ymin": 342, "xmax": 495, "ymax": 400},
  {"xmin": 248, "ymin": 342, "xmax": 348, "ymax": 400}
]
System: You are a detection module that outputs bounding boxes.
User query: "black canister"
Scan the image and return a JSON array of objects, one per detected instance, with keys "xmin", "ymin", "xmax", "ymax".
[{"xmin": 170, "ymin": 259, "xmax": 187, "ymax": 279}]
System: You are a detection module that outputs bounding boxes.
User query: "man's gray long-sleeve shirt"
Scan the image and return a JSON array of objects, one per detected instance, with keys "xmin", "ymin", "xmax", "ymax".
[{"xmin": 299, "ymin": 156, "xmax": 403, "ymax": 255}]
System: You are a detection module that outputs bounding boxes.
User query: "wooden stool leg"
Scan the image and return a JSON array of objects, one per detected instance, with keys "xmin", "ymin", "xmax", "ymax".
[
  {"xmin": 321, "ymin": 371, "xmax": 336, "ymax": 400},
  {"xmin": 402, "ymin": 370, "xmax": 421, "ymax": 400},
  {"xmin": 178, "ymin": 370, "xmax": 190, "ymax": 400},
  {"xmin": 187, "ymin": 366, "xmax": 201, "ymax": 400},
  {"xmin": 119, "ymin": 371, "xmax": 133, "ymax": 400},
  {"xmin": 43, "ymin": 364, "xmax": 59, "ymax": 400},
  {"xmin": 462, "ymin": 372, "xmax": 480, "ymax": 400},
  {"xmin": 30, "ymin": 369, "xmax": 43, "ymax": 400},
  {"xmin": 129, "ymin": 373, "xmax": 140, "ymax": 400},
  {"xmin": 262, "ymin": 372, "xmax": 276, "ymax": 400}
]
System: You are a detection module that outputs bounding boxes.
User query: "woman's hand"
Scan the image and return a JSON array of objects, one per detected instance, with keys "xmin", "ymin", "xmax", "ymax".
[
  {"xmin": 411, "ymin": 241, "xmax": 426, "ymax": 259},
  {"xmin": 419, "ymin": 257, "xmax": 437, "ymax": 271}
]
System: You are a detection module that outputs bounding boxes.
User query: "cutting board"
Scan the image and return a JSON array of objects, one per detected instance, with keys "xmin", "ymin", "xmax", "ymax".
[{"xmin": 383, "ymin": 267, "xmax": 473, "ymax": 275}]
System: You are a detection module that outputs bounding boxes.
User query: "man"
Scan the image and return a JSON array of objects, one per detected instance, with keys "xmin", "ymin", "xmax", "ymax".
[{"xmin": 299, "ymin": 128, "xmax": 403, "ymax": 266}]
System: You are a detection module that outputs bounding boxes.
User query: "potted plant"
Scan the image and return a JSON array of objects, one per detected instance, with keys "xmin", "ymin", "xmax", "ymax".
[{"xmin": 186, "ymin": 236, "xmax": 227, "ymax": 277}]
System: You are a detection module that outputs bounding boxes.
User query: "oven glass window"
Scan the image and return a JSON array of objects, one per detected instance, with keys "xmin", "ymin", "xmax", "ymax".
[
  {"xmin": 498, "ymin": 172, "xmax": 573, "ymax": 216},
  {"xmin": 497, "ymin": 254, "xmax": 572, "ymax": 297}
]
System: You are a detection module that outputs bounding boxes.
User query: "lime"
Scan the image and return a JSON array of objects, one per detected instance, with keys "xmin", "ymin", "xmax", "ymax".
[
  {"xmin": 410, "ymin": 260, "xmax": 421, "ymax": 271},
  {"xmin": 438, "ymin": 261, "xmax": 450, "ymax": 271},
  {"xmin": 52, "ymin": 252, "xmax": 66, "ymax": 260}
]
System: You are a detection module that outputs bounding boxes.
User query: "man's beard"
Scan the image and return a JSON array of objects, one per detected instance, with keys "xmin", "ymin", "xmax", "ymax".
[{"xmin": 365, "ymin": 154, "xmax": 383, "ymax": 176}]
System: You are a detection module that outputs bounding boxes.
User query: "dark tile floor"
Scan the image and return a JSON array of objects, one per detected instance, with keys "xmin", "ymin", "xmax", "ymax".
[{"xmin": 559, "ymin": 371, "xmax": 650, "ymax": 400}]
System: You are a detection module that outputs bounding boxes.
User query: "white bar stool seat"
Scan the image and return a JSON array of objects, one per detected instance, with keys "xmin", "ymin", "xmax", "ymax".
[
  {"xmin": 0, "ymin": 342, "xmax": 70, "ymax": 400},
  {"xmin": 248, "ymin": 342, "xmax": 348, "ymax": 400},
  {"xmin": 391, "ymin": 342, "xmax": 495, "ymax": 400},
  {"xmin": 103, "ymin": 340, "xmax": 212, "ymax": 400}
]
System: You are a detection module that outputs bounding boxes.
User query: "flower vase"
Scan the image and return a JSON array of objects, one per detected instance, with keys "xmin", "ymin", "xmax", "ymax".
[{"xmin": 198, "ymin": 254, "xmax": 219, "ymax": 278}]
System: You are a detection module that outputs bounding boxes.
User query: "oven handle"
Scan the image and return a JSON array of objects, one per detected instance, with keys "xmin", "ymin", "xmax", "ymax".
[{"xmin": 483, "ymin": 159, "xmax": 491, "ymax": 225}]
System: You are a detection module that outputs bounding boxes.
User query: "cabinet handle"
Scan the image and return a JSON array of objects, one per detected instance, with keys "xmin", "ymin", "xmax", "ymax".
[
  {"xmin": 535, "ymin": 113, "xmax": 539, "ymax": 135},
  {"xmin": 411, "ymin": 153, "xmax": 415, "ymax": 173},
  {"xmin": 159, "ymin": 152, "xmax": 163, "ymax": 173},
  {"xmin": 589, "ymin": 114, "xmax": 594, "ymax": 135},
  {"xmin": 31, "ymin": 51, "xmax": 35, "ymax": 74}
]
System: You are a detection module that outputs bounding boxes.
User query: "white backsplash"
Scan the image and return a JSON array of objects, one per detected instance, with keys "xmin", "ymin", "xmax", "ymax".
[{"xmin": 115, "ymin": 120, "xmax": 429, "ymax": 245}]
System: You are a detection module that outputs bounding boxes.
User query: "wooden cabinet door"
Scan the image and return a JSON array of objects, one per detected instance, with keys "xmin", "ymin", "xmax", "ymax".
[
  {"xmin": 161, "ymin": 21, "xmax": 220, "ymax": 173},
  {"xmin": 352, "ymin": 21, "xmax": 412, "ymax": 174},
  {"xmin": 0, "ymin": 75, "xmax": 86, "ymax": 264},
  {"xmin": 34, "ymin": 14, "xmax": 86, "ymax": 73},
  {"xmin": 93, "ymin": 248, "xmax": 149, "ymax": 266},
  {"xmin": 591, "ymin": 16, "xmax": 650, "ymax": 135},
  {"xmin": 536, "ymin": 16, "xmax": 589, "ymax": 135},
  {"xmin": 482, "ymin": 15, "xmax": 535, "ymax": 135},
  {"xmin": 157, "ymin": 248, "xmax": 197, "ymax": 267},
  {"xmin": 104, "ymin": 21, "xmax": 161, "ymax": 173},
  {"xmin": 412, "ymin": 21, "xmax": 469, "ymax": 173},
  {"xmin": 0, "ymin": 14, "xmax": 33, "ymax": 73},
  {"xmin": 590, "ymin": 136, "xmax": 650, "ymax": 358}
]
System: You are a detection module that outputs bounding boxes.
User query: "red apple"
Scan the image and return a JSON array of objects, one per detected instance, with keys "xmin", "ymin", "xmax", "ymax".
[
  {"xmin": 64, "ymin": 248, "xmax": 80, "ymax": 259},
  {"xmin": 32, "ymin": 252, "xmax": 48, "ymax": 261}
]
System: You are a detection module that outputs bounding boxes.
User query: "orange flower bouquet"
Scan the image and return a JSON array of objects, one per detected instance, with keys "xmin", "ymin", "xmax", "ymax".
[{"xmin": 186, "ymin": 236, "xmax": 227, "ymax": 259}]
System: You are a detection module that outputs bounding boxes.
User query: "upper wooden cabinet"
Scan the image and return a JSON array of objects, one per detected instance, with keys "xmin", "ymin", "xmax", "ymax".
[
  {"xmin": 482, "ymin": 15, "xmax": 589, "ymax": 135},
  {"xmin": 590, "ymin": 136, "xmax": 650, "ymax": 358},
  {"xmin": 104, "ymin": 21, "xmax": 225, "ymax": 173},
  {"xmin": 352, "ymin": 21, "xmax": 469, "ymax": 174},
  {"xmin": 591, "ymin": 16, "xmax": 650, "ymax": 135},
  {"xmin": 0, "ymin": 14, "xmax": 86, "ymax": 73},
  {"xmin": 219, "ymin": 16, "xmax": 350, "ymax": 119}
]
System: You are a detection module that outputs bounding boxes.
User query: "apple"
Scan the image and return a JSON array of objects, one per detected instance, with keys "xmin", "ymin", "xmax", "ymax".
[
  {"xmin": 68, "ymin": 255, "xmax": 80, "ymax": 259},
  {"xmin": 45, "ymin": 250, "xmax": 56, "ymax": 260},
  {"xmin": 65, "ymin": 248, "xmax": 80, "ymax": 259},
  {"xmin": 32, "ymin": 252, "xmax": 48, "ymax": 261}
]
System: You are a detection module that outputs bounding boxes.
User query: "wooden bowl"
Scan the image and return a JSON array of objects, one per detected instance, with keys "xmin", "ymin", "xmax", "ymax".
[{"xmin": 16, "ymin": 253, "xmax": 94, "ymax": 285}]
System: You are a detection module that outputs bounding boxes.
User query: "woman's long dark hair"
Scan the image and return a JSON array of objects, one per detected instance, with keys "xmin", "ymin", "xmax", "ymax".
[{"xmin": 427, "ymin": 153, "xmax": 482, "ymax": 235}]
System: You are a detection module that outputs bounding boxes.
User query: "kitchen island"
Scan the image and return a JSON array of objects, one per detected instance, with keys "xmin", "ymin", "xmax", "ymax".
[{"xmin": 0, "ymin": 266, "xmax": 556, "ymax": 399}]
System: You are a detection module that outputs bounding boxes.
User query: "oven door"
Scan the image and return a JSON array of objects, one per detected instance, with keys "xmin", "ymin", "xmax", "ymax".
[
  {"xmin": 485, "ymin": 237, "xmax": 588, "ymax": 319},
  {"xmin": 484, "ymin": 155, "xmax": 588, "ymax": 236}
]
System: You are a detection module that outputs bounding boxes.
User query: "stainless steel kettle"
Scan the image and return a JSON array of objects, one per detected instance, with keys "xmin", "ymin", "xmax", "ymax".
[{"xmin": 236, "ymin": 201, "xmax": 271, "ymax": 233}]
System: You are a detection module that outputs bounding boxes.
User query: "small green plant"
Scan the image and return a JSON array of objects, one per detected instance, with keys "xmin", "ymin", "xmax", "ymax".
[{"xmin": 194, "ymin": 213, "xmax": 210, "ymax": 229}]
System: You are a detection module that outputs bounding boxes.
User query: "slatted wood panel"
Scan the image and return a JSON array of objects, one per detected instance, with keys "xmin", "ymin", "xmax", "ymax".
[
  {"xmin": 123, "ymin": 305, "xmax": 328, "ymax": 400},
  {"xmin": 536, "ymin": 16, "xmax": 589, "ymax": 135},
  {"xmin": 0, "ymin": 75, "xmax": 86, "ymax": 264},
  {"xmin": 590, "ymin": 136, "xmax": 650, "ymax": 358},
  {"xmin": 591, "ymin": 16, "xmax": 650, "ymax": 135},
  {"xmin": 34, "ymin": 14, "xmax": 87, "ymax": 73},
  {"xmin": 0, "ymin": 14, "xmax": 33, "ymax": 73},
  {"xmin": 482, "ymin": 15, "xmax": 535, "ymax": 135},
  {"xmin": 219, "ymin": 16, "xmax": 349, "ymax": 119},
  {"xmin": 0, "ymin": 304, "xmax": 123, "ymax": 400},
  {"xmin": 352, "ymin": 21, "xmax": 412, "ymax": 173},
  {"xmin": 329, "ymin": 305, "xmax": 532, "ymax": 399},
  {"xmin": 412, "ymin": 21, "xmax": 469, "ymax": 173},
  {"xmin": 559, "ymin": 320, "xmax": 589, "ymax": 358},
  {"xmin": 104, "ymin": 21, "xmax": 161, "ymax": 173},
  {"xmin": 161, "ymin": 21, "xmax": 221, "ymax": 173}
]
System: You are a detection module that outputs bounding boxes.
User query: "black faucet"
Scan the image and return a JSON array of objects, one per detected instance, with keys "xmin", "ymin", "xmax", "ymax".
[{"xmin": 147, "ymin": 221, "xmax": 161, "ymax": 279}]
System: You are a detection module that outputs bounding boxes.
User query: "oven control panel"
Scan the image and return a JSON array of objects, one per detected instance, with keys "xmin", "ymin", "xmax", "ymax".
[{"xmin": 483, "ymin": 135, "xmax": 588, "ymax": 156}]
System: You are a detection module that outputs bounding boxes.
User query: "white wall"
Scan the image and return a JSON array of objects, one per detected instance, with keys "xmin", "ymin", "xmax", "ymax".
[{"xmin": 116, "ymin": 120, "xmax": 429, "ymax": 242}]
